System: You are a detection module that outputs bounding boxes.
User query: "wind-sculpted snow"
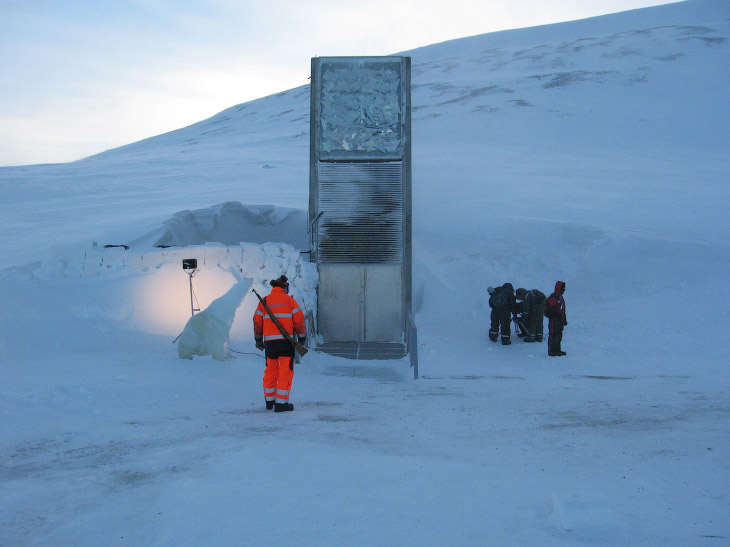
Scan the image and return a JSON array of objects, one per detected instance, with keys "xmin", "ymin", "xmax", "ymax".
[
  {"xmin": 411, "ymin": 22, "xmax": 728, "ymax": 116},
  {"xmin": 127, "ymin": 202, "xmax": 308, "ymax": 250}
]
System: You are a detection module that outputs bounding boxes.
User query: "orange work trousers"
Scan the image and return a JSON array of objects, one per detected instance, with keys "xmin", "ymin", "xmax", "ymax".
[{"xmin": 263, "ymin": 356, "xmax": 294, "ymax": 404}]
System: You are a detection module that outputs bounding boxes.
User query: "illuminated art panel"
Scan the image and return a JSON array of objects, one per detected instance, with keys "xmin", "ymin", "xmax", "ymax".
[{"xmin": 318, "ymin": 59, "xmax": 404, "ymax": 160}]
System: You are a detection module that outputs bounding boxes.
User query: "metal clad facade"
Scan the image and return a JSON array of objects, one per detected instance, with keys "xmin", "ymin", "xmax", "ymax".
[{"xmin": 310, "ymin": 56, "xmax": 411, "ymax": 346}]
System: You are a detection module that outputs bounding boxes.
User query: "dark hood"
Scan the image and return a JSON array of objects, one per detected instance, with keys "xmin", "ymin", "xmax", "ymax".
[{"xmin": 555, "ymin": 281, "xmax": 565, "ymax": 295}]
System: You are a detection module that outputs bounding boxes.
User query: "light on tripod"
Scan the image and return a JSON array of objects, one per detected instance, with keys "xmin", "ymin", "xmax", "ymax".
[{"xmin": 182, "ymin": 259, "xmax": 200, "ymax": 316}]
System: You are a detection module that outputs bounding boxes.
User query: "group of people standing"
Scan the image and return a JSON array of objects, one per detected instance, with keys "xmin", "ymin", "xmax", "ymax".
[
  {"xmin": 488, "ymin": 280, "xmax": 568, "ymax": 356},
  {"xmin": 252, "ymin": 274, "xmax": 569, "ymax": 414}
]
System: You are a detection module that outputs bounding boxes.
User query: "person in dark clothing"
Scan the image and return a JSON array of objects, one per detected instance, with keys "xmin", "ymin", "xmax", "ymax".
[
  {"xmin": 489, "ymin": 283, "xmax": 516, "ymax": 345},
  {"xmin": 488, "ymin": 286, "xmax": 501, "ymax": 342},
  {"xmin": 523, "ymin": 289, "xmax": 546, "ymax": 343},
  {"xmin": 545, "ymin": 281, "xmax": 567, "ymax": 356},
  {"xmin": 514, "ymin": 288, "xmax": 530, "ymax": 337}
]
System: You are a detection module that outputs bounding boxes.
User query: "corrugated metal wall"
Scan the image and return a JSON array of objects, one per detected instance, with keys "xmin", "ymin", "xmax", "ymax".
[{"xmin": 317, "ymin": 162, "xmax": 404, "ymax": 264}]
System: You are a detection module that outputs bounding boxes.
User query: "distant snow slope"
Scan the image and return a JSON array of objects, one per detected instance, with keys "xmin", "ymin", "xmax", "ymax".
[{"xmin": 1, "ymin": 0, "xmax": 727, "ymax": 271}]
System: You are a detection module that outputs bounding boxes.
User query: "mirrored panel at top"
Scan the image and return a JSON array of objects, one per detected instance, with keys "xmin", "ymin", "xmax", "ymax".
[{"xmin": 315, "ymin": 57, "xmax": 406, "ymax": 161}]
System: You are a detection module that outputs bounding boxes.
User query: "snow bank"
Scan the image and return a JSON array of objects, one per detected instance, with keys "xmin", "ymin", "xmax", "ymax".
[
  {"xmin": 33, "ymin": 241, "xmax": 318, "ymax": 346},
  {"xmin": 32, "ymin": 202, "xmax": 318, "ymax": 341},
  {"xmin": 127, "ymin": 202, "xmax": 309, "ymax": 250}
]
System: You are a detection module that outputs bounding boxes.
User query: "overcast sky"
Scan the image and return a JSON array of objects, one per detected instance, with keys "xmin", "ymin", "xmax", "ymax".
[{"xmin": 0, "ymin": 0, "xmax": 681, "ymax": 166}]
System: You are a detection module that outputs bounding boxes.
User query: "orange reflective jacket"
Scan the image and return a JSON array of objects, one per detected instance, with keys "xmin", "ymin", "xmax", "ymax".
[{"xmin": 253, "ymin": 286, "xmax": 306, "ymax": 342}]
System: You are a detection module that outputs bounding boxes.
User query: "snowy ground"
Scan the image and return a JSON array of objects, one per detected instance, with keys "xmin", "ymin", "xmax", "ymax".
[{"xmin": 1, "ymin": 1, "xmax": 729, "ymax": 545}]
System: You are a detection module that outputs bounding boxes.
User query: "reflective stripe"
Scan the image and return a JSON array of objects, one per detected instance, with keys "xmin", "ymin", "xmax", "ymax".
[
  {"xmin": 292, "ymin": 307, "xmax": 301, "ymax": 313},
  {"xmin": 263, "ymin": 334, "xmax": 287, "ymax": 341},
  {"xmin": 262, "ymin": 312, "xmax": 293, "ymax": 319},
  {"xmin": 255, "ymin": 310, "xmax": 264, "ymax": 316},
  {"xmin": 276, "ymin": 389, "xmax": 290, "ymax": 396},
  {"xmin": 264, "ymin": 387, "xmax": 275, "ymax": 395},
  {"xmin": 275, "ymin": 397, "xmax": 289, "ymax": 403}
]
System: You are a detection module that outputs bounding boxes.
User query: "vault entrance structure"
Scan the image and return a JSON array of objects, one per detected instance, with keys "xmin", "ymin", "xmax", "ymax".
[{"xmin": 309, "ymin": 56, "xmax": 413, "ymax": 362}]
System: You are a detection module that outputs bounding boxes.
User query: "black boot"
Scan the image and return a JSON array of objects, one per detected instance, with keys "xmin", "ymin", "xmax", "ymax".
[
  {"xmin": 274, "ymin": 402, "xmax": 294, "ymax": 412},
  {"xmin": 266, "ymin": 400, "xmax": 275, "ymax": 410}
]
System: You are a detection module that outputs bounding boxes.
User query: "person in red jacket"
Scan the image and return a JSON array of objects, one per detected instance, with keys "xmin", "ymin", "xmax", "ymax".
[
  {"xmin": 545, "ymin": 280, "xmax": 567, "ymax": 356},
  {"xmin": 253, "ymin": 275, "xmax": 306, "ymax": 412}
]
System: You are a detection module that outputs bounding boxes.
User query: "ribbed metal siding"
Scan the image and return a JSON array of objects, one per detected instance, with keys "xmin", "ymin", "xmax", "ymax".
[{"xmin": 317, "ymin": 162, "xmax": 403, "ymax": 264}]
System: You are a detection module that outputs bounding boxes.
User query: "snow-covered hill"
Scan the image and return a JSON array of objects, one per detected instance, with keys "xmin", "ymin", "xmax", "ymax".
[
  {"xmin": 1, "ymin": 1, "xmax": 729, "ymax": 544},
  {"xmin": 2, "ymin": 0, "xmax": 727, "ymax": 267}
]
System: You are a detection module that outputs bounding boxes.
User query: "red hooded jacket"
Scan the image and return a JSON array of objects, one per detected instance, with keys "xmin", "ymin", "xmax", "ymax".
[{"xmin": 546, "ymin": 281, "xmax": 566, "ymax": 323}]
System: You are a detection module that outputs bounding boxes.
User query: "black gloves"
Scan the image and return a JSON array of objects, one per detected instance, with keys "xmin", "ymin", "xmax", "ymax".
[
  {"xmin": 298, "ymin": 337, "xmax": 307, "ymax": 347},
  {"xmin": 255, "ymin": 337, "xmax": 265, "ymax": 351}
]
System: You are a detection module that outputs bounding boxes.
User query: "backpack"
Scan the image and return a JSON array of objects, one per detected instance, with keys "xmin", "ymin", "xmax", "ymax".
[
  {"xmin": 531, "ymin": 289, "xmax": 546, "ymax": 306},
  {"xmin": 489, "ymin": 287, "xmax": 508, "ymax": 309}
]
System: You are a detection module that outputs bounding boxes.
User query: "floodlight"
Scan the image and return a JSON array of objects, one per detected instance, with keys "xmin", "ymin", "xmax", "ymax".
[{"xmin": 182, "ymin": 259, "xmax": 200, "ymax": 316}]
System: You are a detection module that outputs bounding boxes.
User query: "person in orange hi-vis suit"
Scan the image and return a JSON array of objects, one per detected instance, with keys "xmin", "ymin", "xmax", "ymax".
[{"xmin": 253, "ymin": 275, "xmax": 306, "ymax": 412}]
